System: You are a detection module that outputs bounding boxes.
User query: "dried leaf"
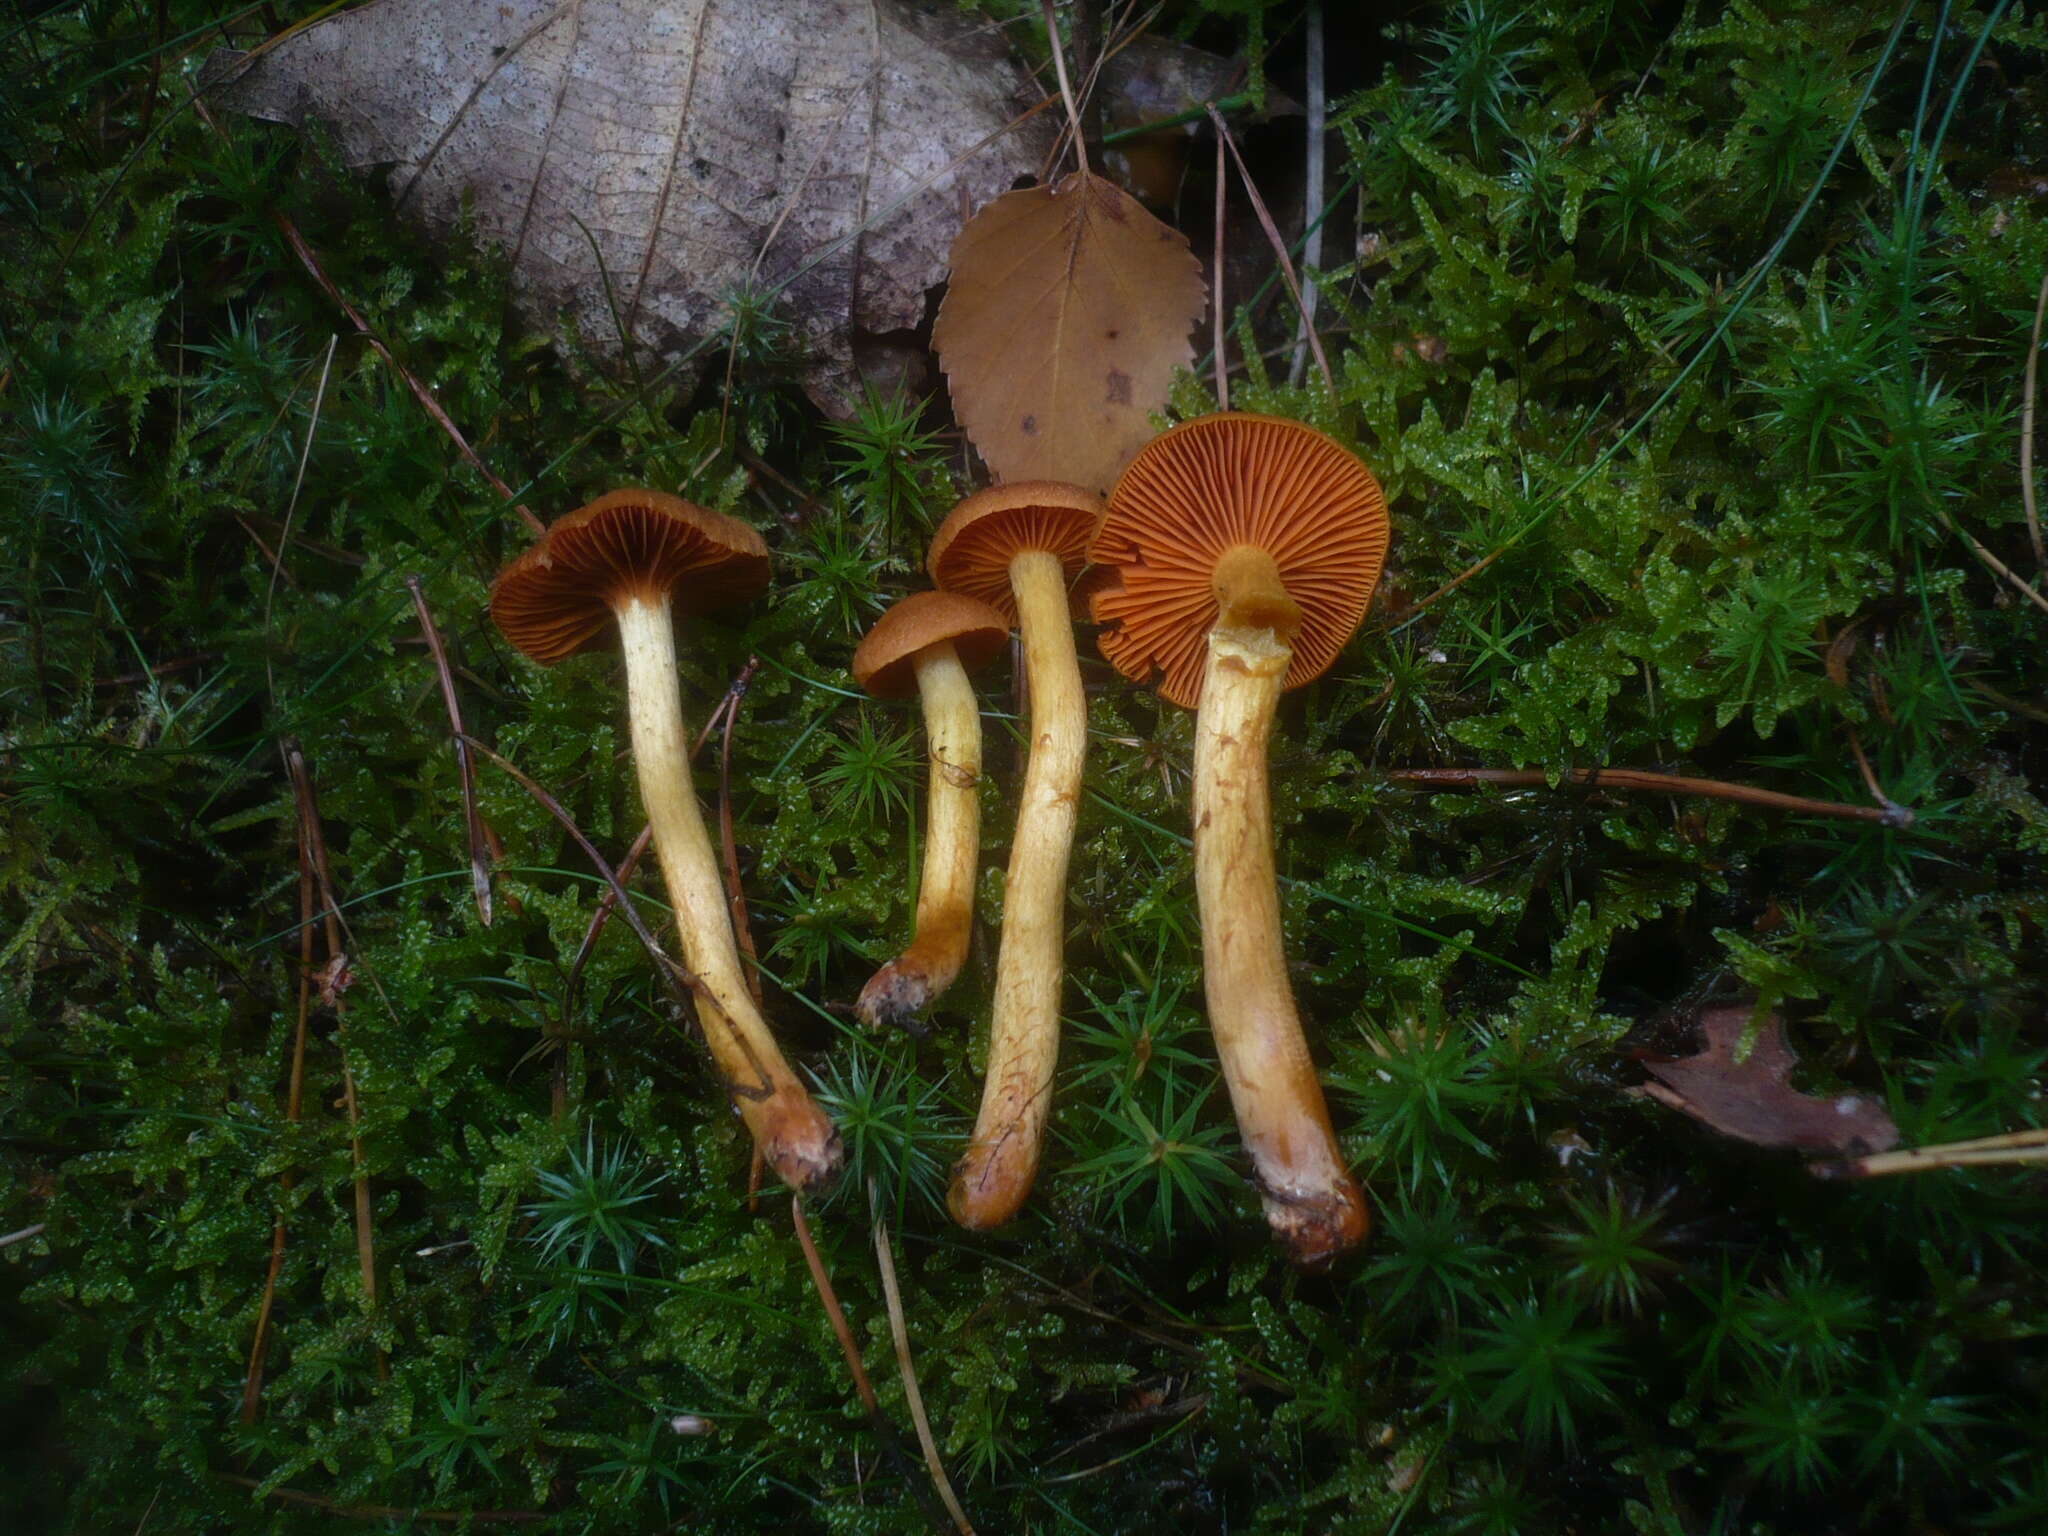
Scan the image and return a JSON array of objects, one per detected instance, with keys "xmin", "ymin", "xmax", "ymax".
[
  {"xmin": 208, "ymin": 0, "xmax": 1054, "ymax": 416},
  {"xmin": 1638, "ymin": 1004, "xmax": 1898, "ymax": 1156},
  {"xmin": 933, "ymin": 168, "xmax": 1205, "ymax": 493}
]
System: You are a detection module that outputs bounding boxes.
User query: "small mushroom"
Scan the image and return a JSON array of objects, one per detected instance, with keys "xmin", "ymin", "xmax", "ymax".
[
  {"xmin": 1090, "ymin": 415, "xmax": 1389, "ymax": 1267},
  {"xmin": 927, "ymin": 481, "xmax": 1103, "ymax": 1229},
  {"xmin": 491, "ymin": 489, "xmax": 841, "ymax": 1192},
  {"xmin": 850, "ymin": 590, "xmax": 1010, "ymax": 1031}
]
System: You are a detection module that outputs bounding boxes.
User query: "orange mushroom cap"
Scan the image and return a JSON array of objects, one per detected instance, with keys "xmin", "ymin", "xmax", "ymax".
[
  {"xmin": 491, "ymin": 489, "xmax": 770, "ymax": 664},
  {"xmin": 926, "ymin": 481, "xmax": 1103, "ymax": 622},
  {"xmin": 851, "ymin": 590, "xmax": 1011, "ymax": 700},
  {"xmin": 1089, "ymin": 413, "xmax": 1390, "ymax": 709}
]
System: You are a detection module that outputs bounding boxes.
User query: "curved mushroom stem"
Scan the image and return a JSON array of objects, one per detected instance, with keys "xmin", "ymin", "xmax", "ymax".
[
  {"xmin": 1194, "ymin": 548, "xmax": 1367, "ymax": 1268},
  {"xmin": 857, "ymin": 641, "xmax": 984, "ymax": 1030},
  {"xmin": 949, "ymin": 550, "xmax": 1085, "ymax": 1228},
  {"xmin": 616, "ymin": 595, "xmax": 842, "ymax": 1192}
]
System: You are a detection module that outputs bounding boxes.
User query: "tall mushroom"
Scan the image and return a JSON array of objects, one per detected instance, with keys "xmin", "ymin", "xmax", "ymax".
[
  {"xmin": 850, "ymin": 590, "xmax": 1010, "ymax": 1031},
  {"xmin": 491, "ymin": 489, "xmax": 841, "ymax": 1192},
  {"xmin": 1089, "ymin": 415, "xmax": 1389, "ymax": 1267},
  {"xmin": 927, "ymin": 481, "xmax": 1102, "ymax": 1229}
]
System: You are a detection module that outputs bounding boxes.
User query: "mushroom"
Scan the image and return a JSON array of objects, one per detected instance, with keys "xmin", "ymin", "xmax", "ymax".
[
  {"xmin": 850, "ymin": 590, "xmax": 1010, "ymax": 1031},
  {"xmin": 926, "ymin": 481, "xmax": 1103, "ymax": 1228},
  {"xmin": 1088, "ymin": 414, "xmax": 1389, "ymax": 1267},
  {"xmin": 491, "ymin": 489, "xmax": 841, "ymax": 1192}
]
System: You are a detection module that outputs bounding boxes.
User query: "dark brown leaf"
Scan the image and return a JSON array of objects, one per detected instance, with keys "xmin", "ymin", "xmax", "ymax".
[{"xmin": 1638, "ymin": 1004, "xmax": 1898, "ymax": 1156}]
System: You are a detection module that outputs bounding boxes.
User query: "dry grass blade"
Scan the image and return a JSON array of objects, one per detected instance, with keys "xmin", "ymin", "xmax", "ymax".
[
  {"xmin": 1817, "ymin": 1126, "xmax": 2048, "ymax": 1178},
  {"xmin": 871, "ymin": 1192, "xmax": 975, "ymax": 1536},
  {"xmin": 281, "ymin": 743, "xmax": 378, "ymax": 1311},
  {"xmin": 934, "ymin": 167, "xmax": 1204, "ymax": 492},
  {"xmin": 1212, "ymin": 126, "xmax": 1228, "ymax": 410},
  {"xmin": 405, "ymin": 576, "xmax": 494, "ymax": 926},
  {"xmin": 239, "ymin": 795, "xmax": 319, "ymax": 1422},
  {"xmin": 2023, "ymin": 268, "xmax": 2048, "ymax": 574},
  {"xmin": 186, "ymin": 93, "xmax": 545, "ymax": 535},
  {"xmin": 1391, "ymin": 765, "xmax": 1915, "ymax": 827},
  {"xmin": 1206, "ymin": 102, "xmax": 1332, "ymax": 393}
]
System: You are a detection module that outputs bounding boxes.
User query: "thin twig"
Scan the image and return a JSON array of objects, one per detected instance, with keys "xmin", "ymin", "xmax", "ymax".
[
  {"xmin": 406, "ymin": 576, "xmax": 493, "ymax": 926},
  {"xmin": 1206, "ymin": 102, "xmax": 1334, "ymax": 392},
  {"xmin": 791, "ymin": 1195, "xmax": 879, "ymax": 1414},
  {"xmin": 1942, "ymin": 509, "xmax": 2048, "ymax": 616},
  {"xmin": 2022, "ymin": 268, "xmax": 2048, "ymax": 574},
  {"xmin": 1039, "ymin": 0, "xmax": 1088, "ymax": 176},
  {"xmin": 239, "ymin": 798, "xmax": 318, "ymax": 1423},
  {"xmin": 716, "ymin": 657, "xmax": 765, "ymax": 1005},
  {"xmin": 871, "ymin": 1190, "xmax": 974, "ymax": 1536},
  {"xmin": 282, "ymin": 745, "xmax": 378, "ymax": 1314},
  {"xmin": 0, "ymin": 1222, "xmax": 47, "ymax": 1249},
  {"xmin": 1212, "ymin": 123, "xmax": 1228, "ymax": 410},
  {"xmin": 462, "ymin": 737, "xmax": 784, "ymax": 1114},
  {"xmin": 1817, "ymin": 1125, "xmax": 2048, "ymax": 1179},
  {"xmin": 263, "ymin": 333, "xmax": 336, "ymax": 657},
  {"xmin": 1287, "ymin": 3, "xmax": 1325, "ymax": 388},
  {"xmin": 1390, "ymin": 765, "xmax": 1914, "ymax": 828},
  {"xmin": 186, "ymin": 93, "xmax": 545, "ymax": 537}
]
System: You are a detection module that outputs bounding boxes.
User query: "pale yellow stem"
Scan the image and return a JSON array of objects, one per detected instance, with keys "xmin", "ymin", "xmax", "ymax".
[
  {"xmin": 1194, "ymin": 619, "xmax": 1366, "ymax": 1268},
  {"xmin": 949, "ymin": 550, "xmax": 1084, "ymax": 1228},
  {"xmin": 616, "ymin": 595, "xmax": 841, "ymax": 1191},
  {"xmin": 857, "ymin": 642, "xmax": 984, "ymax": 1029}
]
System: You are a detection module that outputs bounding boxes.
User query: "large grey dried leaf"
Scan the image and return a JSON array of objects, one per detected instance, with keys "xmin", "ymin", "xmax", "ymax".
[{"xmin": 209, "ymin": 0, "xmax": 1054, "ymax": 415}]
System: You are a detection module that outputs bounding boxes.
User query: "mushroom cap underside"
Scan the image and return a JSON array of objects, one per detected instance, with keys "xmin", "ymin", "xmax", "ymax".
[
  {"xmin": 491, "ymin": 489, "xmax": 770, "ymax": 664},
  {"xmin": 927, "ymin": 481, "xmax": 1104, "ymax": 621},
  {"xmin": 852, "ymin": 589, "xmax": 1012, "ymax": 698},
  {"xmin": 1089, "ymin": 413, "xmax": 1390, "ymax": 709}
]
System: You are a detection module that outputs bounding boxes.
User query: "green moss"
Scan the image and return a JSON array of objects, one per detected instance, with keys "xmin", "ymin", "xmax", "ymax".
[{"xmin": 4, "ymin": 1, "xmax": 2048, "ymax": 1531}]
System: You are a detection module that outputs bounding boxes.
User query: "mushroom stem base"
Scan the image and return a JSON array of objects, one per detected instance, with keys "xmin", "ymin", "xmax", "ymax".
[
  {"xmin": 858, "ymin": 643, "xmax": 982, "ymax": 1030},
  {"xmin": 1193, "ymin": 623, "xmax": 1366, "ymax": 1268},
  {"xmin": 617, "ymin": 595, "xmax": 841, "ymax": 1192}
]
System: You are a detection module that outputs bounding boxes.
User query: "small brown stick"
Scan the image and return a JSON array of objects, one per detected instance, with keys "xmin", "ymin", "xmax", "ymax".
[
  {"xmin": 281, "ymin": 744, "xmax": 379, "ymax": 1313},
  {"xmin": 406, "ymin": 576, "xmax": 493, "ymax": 927},
  {"xmin": 93, "ymin": 653, "xmax": 216, "ymax": 688},
  {"xmin": 1941, "ymin": 509, "xmax": 2048, "ymax": 617},
  {"xmin": 239, "ymin": 800, "xmax": 318, "ymax": 1423},
  {"xmin": 459, "ymin": 736, "xmax": 737, "ymax": 1040},
  {"xmin": 871, "ymin": 1192, "xmax": 974, "ymax": 1536},
  {"xmin": 716, "ymin": 657, "xmax": 765, "ymax": 1005},
  {"xmin": 1211, "ymin": 122, "xmax": 1229, "ymax": 410},
  {"xmin": 217, "ymin": 1476, "xmax": 544, "ymax": 1524},
  {"xmin": 186, "ymin": 93, "xmax": 544, "ymax": 537},
  {"xmin": 1391, "ymin": 765, "xmax": 1913, "ymax": 827},
  {"xmin": 1206, "ymin": 103, "xmax": 1334, "ymax": 393},
  {"xmin": 788, "ymin": 1198, "xmax": 954, "ymax": 1533},
  {"xmin": 2023, "ymin": 268, "xmax": 2048, "ymax": 574},
  {"xmin": 1816, "ymin": 1126, "xmax": 2048, "ymax": 1179}
]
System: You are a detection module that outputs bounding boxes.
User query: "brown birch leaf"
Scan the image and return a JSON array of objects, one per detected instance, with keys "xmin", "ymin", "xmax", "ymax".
[
  {"xmin": 206, "ymin": 0, "xmax": 1054, "ymax": 417},
  {"xmin": 933, "ymin": 168, "xmax": 1206, "ymax": 493},
  {"xmin": 1638, "ymin": 1004, "xmax": 1899, "ymax": 1156}
]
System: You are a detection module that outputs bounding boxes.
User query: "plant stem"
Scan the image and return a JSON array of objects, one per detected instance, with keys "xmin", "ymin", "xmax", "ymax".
[
  {"xmin": 616, "ymin": 596, "xmax": 840, "ymax": 1192},
  {"xmin": 1390, "ymin": 766, "xmax": 1914, "ymax": 827},
  {"xmin": 1193, "ymin": 616, "xmax": 1366, "ymax": 1269},
  {"xmin": 859, "ymin": 642, "xmax": 983, "ymax": 1029},
  {"xmin": 950, "ymin": 551, "xmax": 1084, "ymax": 1227}
]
